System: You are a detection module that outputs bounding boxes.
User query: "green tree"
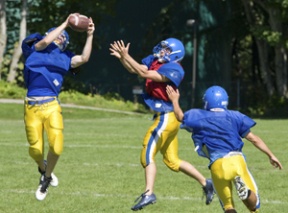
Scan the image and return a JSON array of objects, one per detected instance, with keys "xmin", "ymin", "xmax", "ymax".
[
  {"xmin": 241, "ymin": 0, "xmax": 288, "ymax": 97},
  {"xmin": 1, "ymin": 0, "xmax": 117, "ymax": 84},
  {"xmin": 0, "ymin": 0, "xmax": 7, "ymax": 80},
  {"xmin": 7, "ymin": 0, "xmax": 27, "ymax": 83}
]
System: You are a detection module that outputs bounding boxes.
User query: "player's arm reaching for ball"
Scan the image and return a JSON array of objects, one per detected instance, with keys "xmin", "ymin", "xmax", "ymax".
[
  {"xmin": 109, "ymin": 40, "xmax": 137, "ymax": 74},
  {"xmin": 35, "ymin": 13, "xmax": 94, "ymax": 69},
  {"xmin": 35, "ymin": 14, "xmax": 75, "ymax": 51},
  {"xmin": 71, "ymin": 17, "xmax": 95, "ymax": 68},
  {"xmin": 110, "ymin": 40, "xmax": 169, "ymax": 82}
]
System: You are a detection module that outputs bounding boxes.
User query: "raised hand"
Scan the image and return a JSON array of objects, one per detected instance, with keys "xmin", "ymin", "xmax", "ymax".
[
  {"xmin": 109, "ymin": 40, "xmax": 130, "ymax": 59},
  {"xmin": 87, "ymin": 18, "xmax": 95, "ymax": 36}
]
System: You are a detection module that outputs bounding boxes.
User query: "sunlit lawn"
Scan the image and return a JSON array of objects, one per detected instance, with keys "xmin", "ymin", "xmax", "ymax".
[{"xmin": 0, "ymin": 103, "xmax": 287, "ymax": 213}]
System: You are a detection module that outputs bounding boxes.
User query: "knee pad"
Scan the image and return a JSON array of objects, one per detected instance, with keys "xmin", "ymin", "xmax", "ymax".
[
  {"xmin": 140, "ymin": 145, "xmax": 155, "ymax": 168},
  {"xmin": 26, "ymin": 126, "xmax": 44, "ymax": 161},
  {"xmin": 46, "ymin": 111, "xmax": 64, "ymax": 156},
  {"xmin": 29, "ymin": 146, "xmax": 44, "ymax": 162},
  {"xmin": 48, "ymin": 128, "xmax": 63, "ymax": 156},
  {"xmin": 141, "ymin": 158, "xmax": 154, "ymax": 168},
  {"xmin": 25, "ymin": 125, "xmax": 39, "ymax": 146},
  {"xmin": 163, "ymin": 157, "xmax": 181, "ymax": 172}
]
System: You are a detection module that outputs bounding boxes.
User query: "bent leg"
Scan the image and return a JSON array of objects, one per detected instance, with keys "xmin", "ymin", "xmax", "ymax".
[
  {"xmin": 210, "ymin": 158, "xmax": 235, "ymax": 211},
  {"xmin": 160, "ymin": 113, "xmax": 206, "ymax": 185},
  {"xmin": 160, "ymin": 112, "xmax": 181, "ymax": 172},
  {"xmin": 237, "ymin": 155, "xmax": 260, "ymax": 212},
  {"xmin": 179, "ymin": 161, "xmax": 206, "ymax": 186}
]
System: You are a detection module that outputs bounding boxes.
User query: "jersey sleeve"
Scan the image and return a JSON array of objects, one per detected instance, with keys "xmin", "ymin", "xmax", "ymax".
[
  {"xmin": 180, "ymin": 110, "xmax": 194, "ymax": 132},
  {"xmin": 157, "ymin": 63, "xmax": 184, "ymax": 87},
  {"xmin": 234, "ymin": 111, "xmax": 256, "ymax": 137},
  {"xmin": 21, "ymin": 33, "xmax": 43, "ymax": 59}
]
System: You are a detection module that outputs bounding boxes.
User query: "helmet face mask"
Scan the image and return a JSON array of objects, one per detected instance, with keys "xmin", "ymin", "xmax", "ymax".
[
  {"xmin": 203, "ymin": 86, "xmax": 229, "ymax": 110},
  {"xmin": 46, "ymin": 28, "xmax": 69, "ymax": 51},
  {"xmin": 153, "ymin": 38, "xmax": 185, "ymax": 63}
]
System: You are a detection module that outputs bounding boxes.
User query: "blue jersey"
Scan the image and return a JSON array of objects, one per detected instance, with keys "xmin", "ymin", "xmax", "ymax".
[
  {"xmin": 180, "ymin": 109, "xmax": 256, "ymax": 167},
  {"xmin": 21, "ymin": 33, "xmax": 74, "ymax": 96}
]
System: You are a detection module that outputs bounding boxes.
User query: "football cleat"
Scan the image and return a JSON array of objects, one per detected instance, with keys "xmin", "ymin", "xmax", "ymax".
[
  {"xmin": 35, "ymin": 175, "xmax": 52, "ymax": 201},
  {"xmin": 202, "ymin": 179, "xmax": 214, "ymax": 205},
  {"xmin": 131, "ymin": 190, "xmax": 157, "ymax": 211},
  {"xmin": 38, "ymin": 160, "xmax": 58, "ymax": 187},
  {"xmin": 234, "ymin": 176, "xmax": 249, "ymax": 200},
  {"xmin": 50, "ymin": 173, "xmax": 58, "ymax": 187}
]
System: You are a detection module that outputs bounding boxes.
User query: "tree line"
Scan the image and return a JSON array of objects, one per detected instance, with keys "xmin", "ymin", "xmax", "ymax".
[{"xmin": 1, "ymin": 0, "xmax": 288, "ymax": 115}]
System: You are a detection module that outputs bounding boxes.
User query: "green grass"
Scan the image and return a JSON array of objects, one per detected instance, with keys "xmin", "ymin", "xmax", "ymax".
[{"xmin": 0, "ymin": 103, "xmax": 287, "ymax": 213}]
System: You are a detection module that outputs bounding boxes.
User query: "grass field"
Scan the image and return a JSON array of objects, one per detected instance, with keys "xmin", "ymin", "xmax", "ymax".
[{"xmin": 0, "ymin": 103, "xmax": 287, "ymax": 213}]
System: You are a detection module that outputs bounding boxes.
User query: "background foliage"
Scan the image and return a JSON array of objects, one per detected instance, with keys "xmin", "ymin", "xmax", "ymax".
[{"xmin": 2, "ymin": 0, "xmax": 288, "ymax": 116}]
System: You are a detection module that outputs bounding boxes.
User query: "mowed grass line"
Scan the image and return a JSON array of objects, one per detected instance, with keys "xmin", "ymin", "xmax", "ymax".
[{"xmin": 0, "ymin": 103, "xmax": 287, "ymax": 213}]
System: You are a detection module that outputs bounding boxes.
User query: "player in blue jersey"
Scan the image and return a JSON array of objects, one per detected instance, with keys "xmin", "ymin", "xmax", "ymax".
[
  {"xmin": 110, "ymin": 39, "xmax": 214, "ymax": 211},
  {"xmin": 166, "ymin": 85, "xmax": 283, "ymax": 213},
  {"xmin": 21, "ymin": 13, "xmax": 95, "ymax": 201}
]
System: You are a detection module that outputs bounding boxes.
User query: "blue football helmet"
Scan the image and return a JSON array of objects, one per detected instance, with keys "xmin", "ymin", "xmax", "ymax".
[
  {"xmin": 153, "ymin": 38, "xmax": 185, "ymax": 63},
  {"xmin": 46, "ymin": 27, "xmax": 69, "ymax": 51},
  {"xmin": 203, "ymin": 86, "xmax": 229, "ymax": 110}
]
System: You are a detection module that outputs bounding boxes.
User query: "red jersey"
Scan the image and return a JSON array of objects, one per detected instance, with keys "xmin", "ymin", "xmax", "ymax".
[{"xmin": 145, "ymin": 60, "xmax": 177, "ymax": 102}]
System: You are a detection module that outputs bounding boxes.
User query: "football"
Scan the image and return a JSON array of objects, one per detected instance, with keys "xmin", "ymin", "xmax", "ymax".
[{"xmin": 68, "ymin": 13, "xmax": 90, "ymax": 32}]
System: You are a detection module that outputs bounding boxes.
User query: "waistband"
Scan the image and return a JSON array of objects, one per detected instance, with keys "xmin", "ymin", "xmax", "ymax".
[
  {"xmin": 223, "ymin": 151, "xmax": 242, "ymax": 158},
  {"xmin": 152, "ymin": 111, "xmax": 172, "ymax": 120},
  {"xmin": 25, "ymin": 97, "xmax": 56, "ymax": 105}
]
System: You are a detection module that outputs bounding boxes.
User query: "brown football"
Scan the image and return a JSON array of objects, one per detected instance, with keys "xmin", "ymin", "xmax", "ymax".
[{"xmin": 68, "ymin": 13, "xmax": 90, "ymax": 32}]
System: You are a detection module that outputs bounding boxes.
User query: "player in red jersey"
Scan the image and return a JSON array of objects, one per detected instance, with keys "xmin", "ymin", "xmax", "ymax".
[{"xmin": 110, "ymin": 38, "xmax": 214, "ymax": 211}]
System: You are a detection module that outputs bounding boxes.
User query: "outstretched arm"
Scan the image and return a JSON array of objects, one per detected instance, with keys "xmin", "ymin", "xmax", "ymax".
[
  {"xmin": 109, "ymin": 40, "xmax": 169, "ymax": 82},
  {"xmin": 245, "ymin": 132, "xmax": 283, "ymax": 169},
  {"xmin": 166, "ymin": 85, "xmax": 184, "ymax": 122},
  {"xmin": 110, "ymin": 40, "xmax": 139, "ymax": 74},
  {"xmin": 71, "ymin": 18, "xmax": 95, "ymax": 68},
  {"xmin": 35, "ymin": 14, "xmax": 72, "ymax": 51}
]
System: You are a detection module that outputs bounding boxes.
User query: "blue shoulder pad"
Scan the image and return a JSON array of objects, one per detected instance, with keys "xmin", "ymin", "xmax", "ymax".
[
  {"xmin": 157, "ymin": 62, "xmax": 184, "ymax": 87},
  {"xmin": 21, "ymin": 33, "xmax": 43, "ymax": 59},
  {"xmin": 141, "ymin": 55, "xmax": 156, "ymax": 68}
]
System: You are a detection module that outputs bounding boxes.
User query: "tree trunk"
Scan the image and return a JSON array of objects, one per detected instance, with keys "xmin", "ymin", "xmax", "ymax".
[
  {"xmin": 241, "ymin": 0, "xmax": 275, "ymax": 95},
  {"xmin": 267, "ymin": 7, "xmax": 288, "ymax": 97},
  {"xmin": 255, "ymin": 40, "xmax": 275, "ymax": 95},
  {"xmin": 0, "ymin": 0, "xmax": 7, "ymax": 80},
  {"xmin": 7, "ymin": 0, "xmax": 27, "ymax": 83}
]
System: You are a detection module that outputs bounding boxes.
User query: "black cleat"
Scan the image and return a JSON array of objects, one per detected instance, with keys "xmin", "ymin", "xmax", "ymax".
[
  {"xmin": 131, "ymin": 190, "xmax": 157, "ymax": 211},
  {"xmin": 202, "ymin": 179, "xmax": 214, "ymax": 205}
]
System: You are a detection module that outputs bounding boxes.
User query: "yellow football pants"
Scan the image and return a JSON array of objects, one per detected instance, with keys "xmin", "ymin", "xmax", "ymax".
[
  {"xmin": 24, "ymin": 99, "xmax": 64, "ymax": 162},
  {"xmin": 141, "ymin": 111, "xmax": 182, "ymax": 172},
  {"xmin": 210, "ymin": 154, "xmax": 260, "ymax": 211}
]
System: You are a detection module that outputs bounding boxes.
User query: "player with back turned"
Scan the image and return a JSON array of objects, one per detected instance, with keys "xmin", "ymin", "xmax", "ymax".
[
  {"xmin": 21, "ymin": 13, "xmax": 94, "ymax": 201},
  {"xmin": 110, "ymin": 39, "xmax": 214, "ymax": 211},
  {"xmin": 166, "ymin": 85, "xmax": 283, "ymax": 213}
]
